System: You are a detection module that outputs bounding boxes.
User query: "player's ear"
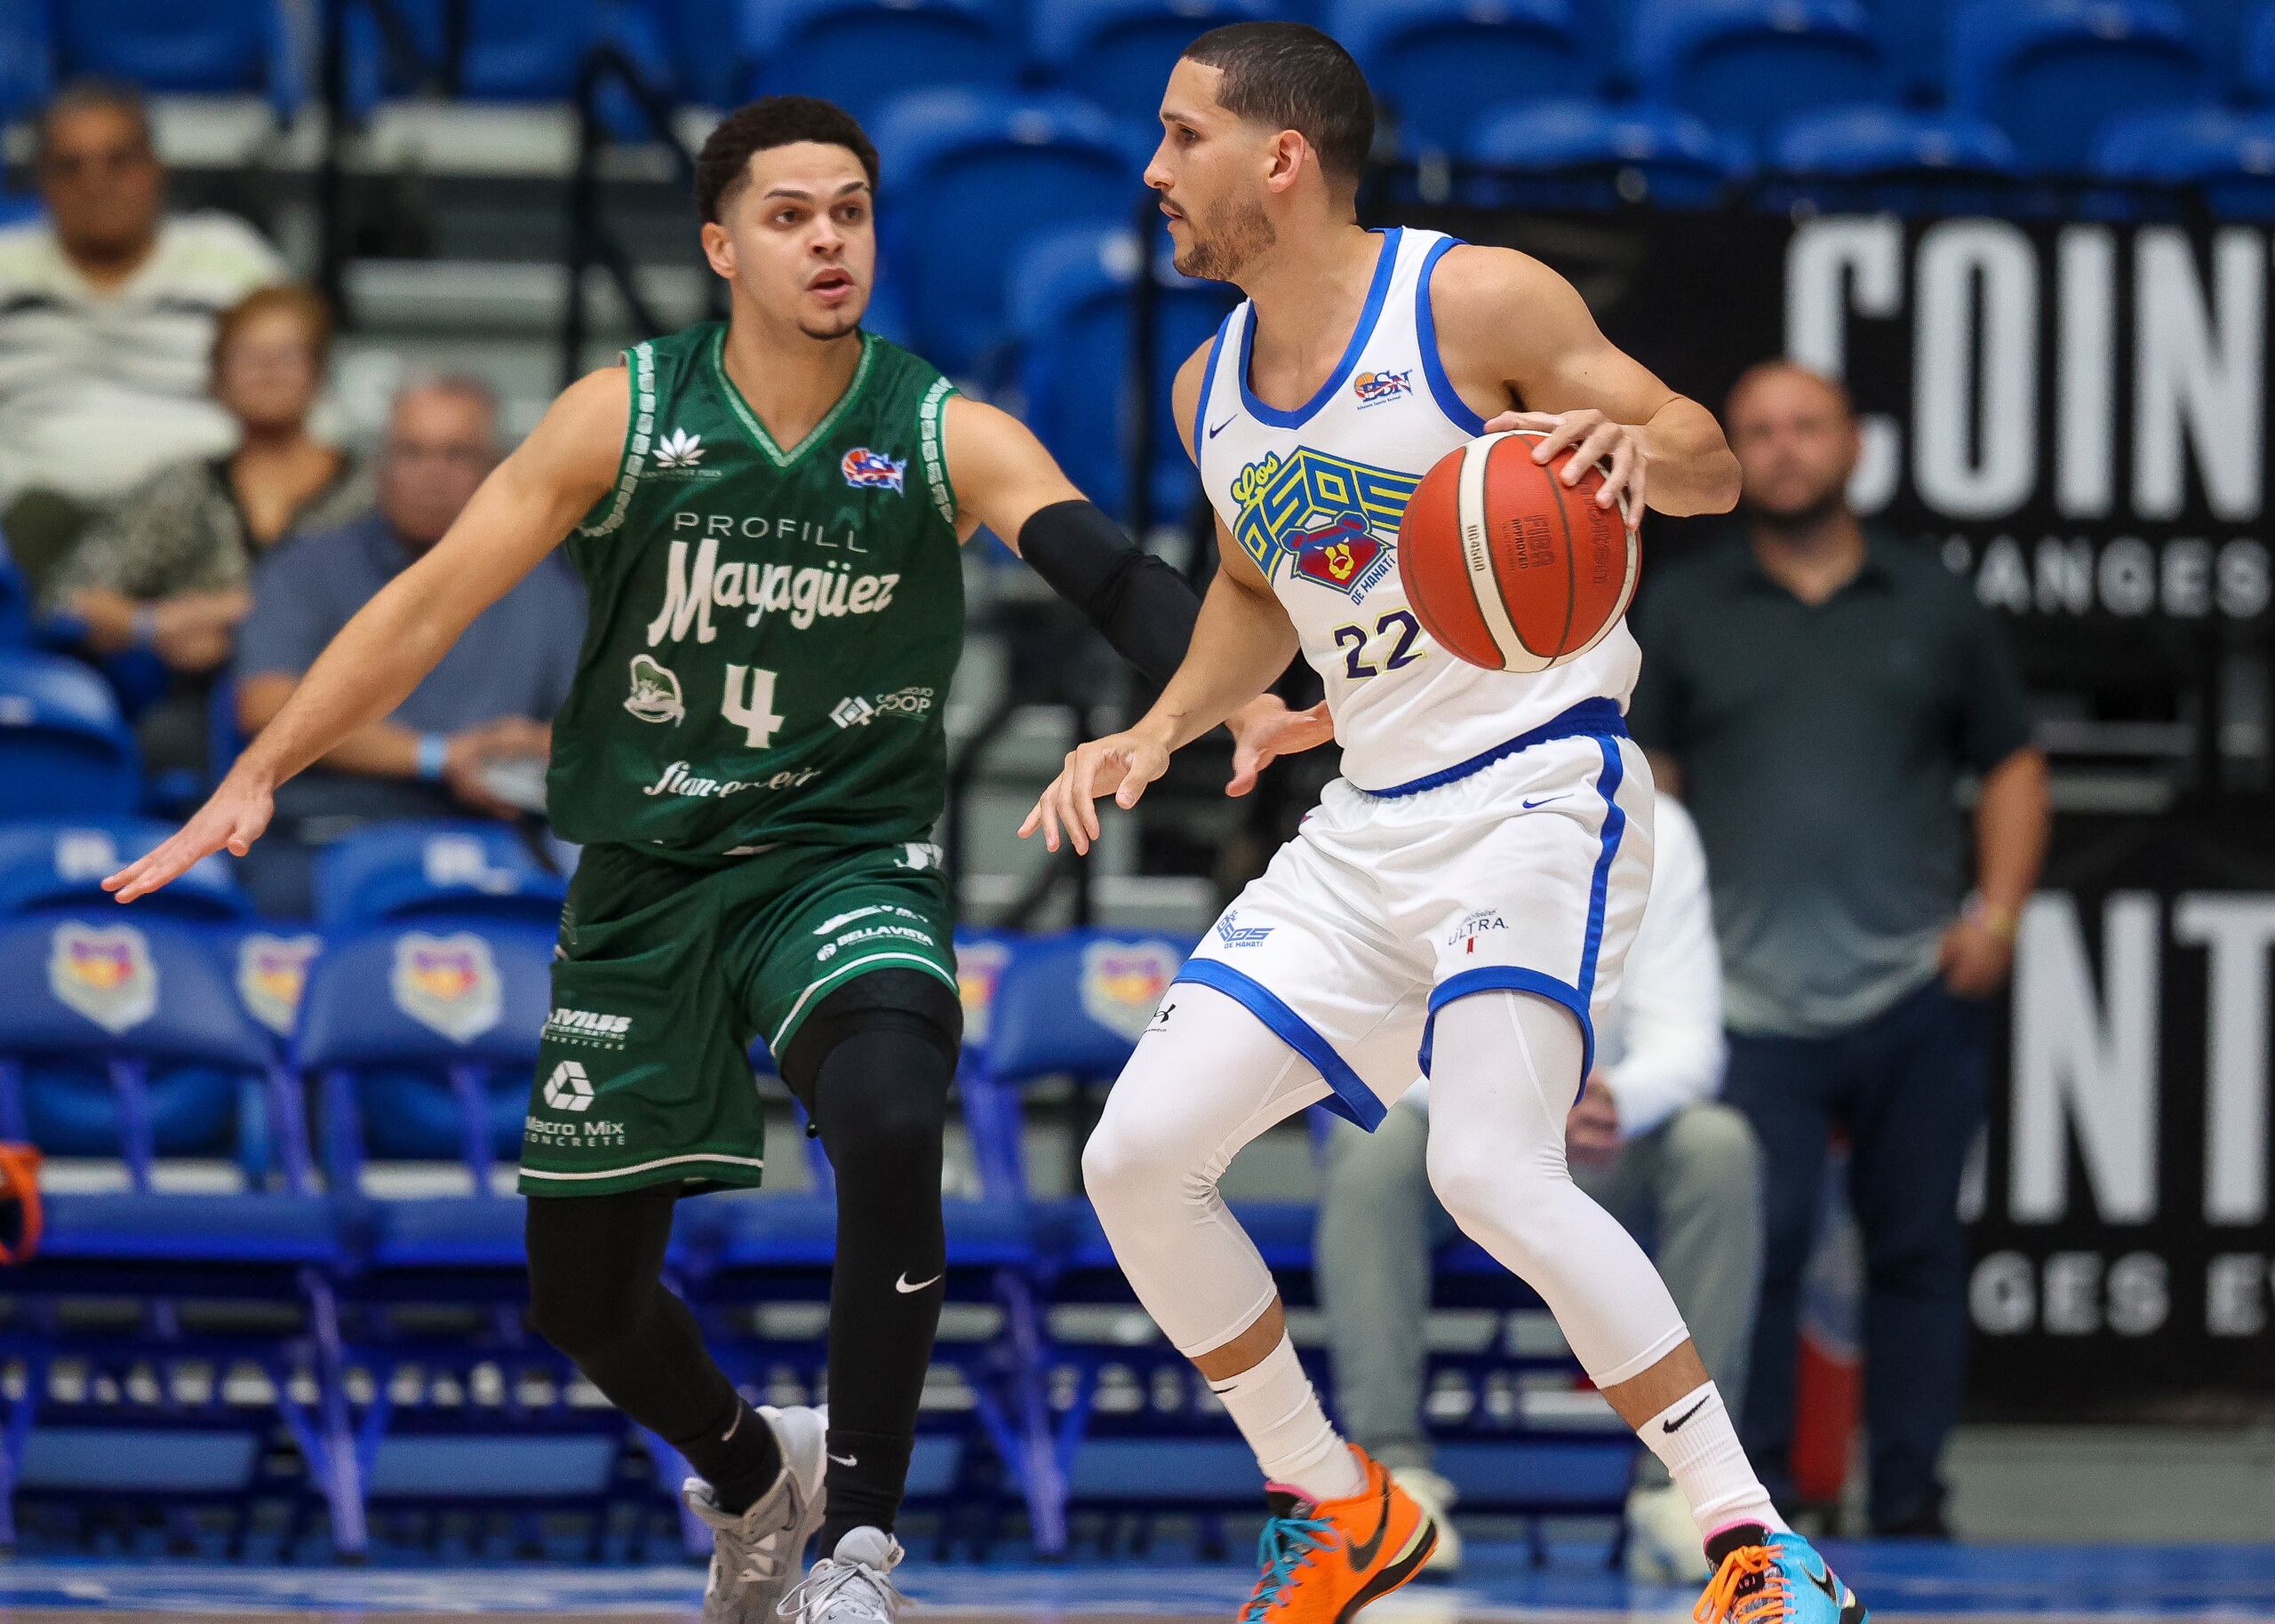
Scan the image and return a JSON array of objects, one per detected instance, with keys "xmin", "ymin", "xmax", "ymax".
[
  {"xmin": 699, "ymin": 219, "xmax": 737, "ymax": 282},
  {"xmin": 1264, "ymin": 130, "xmax": 1305, "ymax": 196}
]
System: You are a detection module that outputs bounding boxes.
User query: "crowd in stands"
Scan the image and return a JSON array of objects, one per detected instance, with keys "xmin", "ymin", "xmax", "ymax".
[
  {"xmin": 0, "ymin": 60, "xmax": 2049, "ymax": 1543},
  {"xmin": 0, "ymin": 79, "xmax": 579, "ymax": 915}
]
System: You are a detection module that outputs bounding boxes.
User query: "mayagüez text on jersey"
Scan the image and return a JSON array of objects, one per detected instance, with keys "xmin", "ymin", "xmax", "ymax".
[{"xmin": 646, "ymin": 511, "xmax": 901, "ymax": 644}]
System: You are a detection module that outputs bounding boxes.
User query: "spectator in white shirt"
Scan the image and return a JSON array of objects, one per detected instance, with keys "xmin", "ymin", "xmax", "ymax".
[
  {"xmin": 0, "ymin": 79, "xmax": 285, "ymax": 587},
  {"xmin": 1313, "ymin": 795, "xmax": 1761, "ymax": 1583}
]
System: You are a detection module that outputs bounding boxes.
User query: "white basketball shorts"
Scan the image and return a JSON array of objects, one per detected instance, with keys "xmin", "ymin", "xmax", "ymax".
[{"xmin": 1177, "ymin": 700, "xmax": 1656, "ymax": 1129}]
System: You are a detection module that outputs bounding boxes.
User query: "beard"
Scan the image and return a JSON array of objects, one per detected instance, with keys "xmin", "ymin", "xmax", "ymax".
[
  {"xmin": 1742, "ymin": 481, "xmax": 1849, "ymax": 535},
  {"xmin": 1174, "ymin": 195, "xmax": 1275, "ymax": 283}
]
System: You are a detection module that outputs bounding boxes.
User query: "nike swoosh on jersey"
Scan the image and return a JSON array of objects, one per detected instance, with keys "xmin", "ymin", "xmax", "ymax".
[
  {"xmin": 1207, "ymin": 416, "xmax": 1235, "ymax": 439},
  {"xmin": 1522, "ymin": 793, "xmax": 1573, "ymax": 809},
  {"xmin": 1345, "ymin": 1478, "xmax": 1393, "ymax": 1571},
  {"xmin": 895, "ymin": 1271, "xmax": 944, "ymax": 1294}
]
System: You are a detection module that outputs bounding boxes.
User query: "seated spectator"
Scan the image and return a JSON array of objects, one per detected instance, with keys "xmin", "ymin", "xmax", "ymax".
[
  {"xmin": 1314, "ymin": 794, "xmax": 1760, "ymax": 1582},
  {"xmin": 45, "ymin": 284, "xmax": 372, "ymax": 779},
  {"xmin": 0, "ymin": 80, "xmax": 285, "ymax": 587},
  {"xmin": 234, "ymin": 375, "xmax": 585, "ymax": 916}
]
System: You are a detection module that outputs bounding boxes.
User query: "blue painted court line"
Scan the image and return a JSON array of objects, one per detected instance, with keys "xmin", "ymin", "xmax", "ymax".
[{"xmin": 0, "ymin": 1545, "xmax": 2270, "ymax": 1618}]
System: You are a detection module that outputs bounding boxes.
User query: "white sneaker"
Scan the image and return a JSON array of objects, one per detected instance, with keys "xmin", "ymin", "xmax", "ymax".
[
  {"xmin": 683, "ymin": 1404, "xmax": 829, "ymax": 1622},
  {"xmin": 1624, "ymin": 1481, "xmax": 1711, "ymax": 1584},
  {"xmin": 778, "ymin": 1525, "xmax": 906, "ymax": 1622},
  {"xmin": 1389, "ymin": 1465, "xmax": 1463, "ymax": 1574}
]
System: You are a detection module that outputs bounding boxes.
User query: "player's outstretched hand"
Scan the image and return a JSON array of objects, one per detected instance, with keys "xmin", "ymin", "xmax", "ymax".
[
  {"xmin": 1018, "ymin": 727, "xmax": 1174, "ymax": 856},
  {"xmin": 1225, "ymin": 697, "xmax": 1334, "ymax": 799},
  {"xmin": 1487, "ymin": 409, "xmax": 1646, "ymax": 521},
  {"xmin": 102, "ymin": 774, "xmax": 275, "ymax": 904}
]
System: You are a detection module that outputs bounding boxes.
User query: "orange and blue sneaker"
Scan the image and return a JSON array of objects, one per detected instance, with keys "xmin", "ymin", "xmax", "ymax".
[
  {"xmin": 1696, "ymin": 1525, "xmax": 1869, "ymax": 1624},
  {"xmin": 1236, "ymin": 1447, "xmax": 1437, "ymax": 1622}
]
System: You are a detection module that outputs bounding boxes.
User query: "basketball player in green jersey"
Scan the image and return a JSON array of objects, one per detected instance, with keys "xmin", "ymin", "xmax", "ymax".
[{"xmin": 106, "ymin": 98, "xmax": 1328, "ymax": 1624}]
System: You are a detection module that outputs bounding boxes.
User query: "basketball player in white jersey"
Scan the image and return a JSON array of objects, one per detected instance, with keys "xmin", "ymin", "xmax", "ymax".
[{"xmin": 1023, "ymin": 25, "xmax": 1873, "ymax": 1624}]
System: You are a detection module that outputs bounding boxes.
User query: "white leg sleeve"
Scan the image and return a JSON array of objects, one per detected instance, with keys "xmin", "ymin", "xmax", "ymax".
[
  {"xmin": 1080, "ymin": 982, "xmax": 1332, "ymax": 1357},
  {"xmin": 1425, "ymin": 990, "xmax": 1691, "ymax": 1389}
]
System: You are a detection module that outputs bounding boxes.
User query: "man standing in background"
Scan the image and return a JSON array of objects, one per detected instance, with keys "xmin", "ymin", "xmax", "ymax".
[
  {"xmin": 1628, "ymin": 361, "xmax": 2051, "ymax": 1537},
  {"xmin": 1315, "ymin": 792, "xmax": 1761, "ymax": 1582},
  {"xmin": 0, "ymin": 81, "xmax": 284, "ymax": 585}
]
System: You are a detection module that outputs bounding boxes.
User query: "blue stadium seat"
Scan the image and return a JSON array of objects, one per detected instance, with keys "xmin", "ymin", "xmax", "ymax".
[
  {"xmin": 1860, "ymin": 0, "xmax": 1959, "ymax": 98},
  {"xmin": 1012, "ymin": 226, "xmax": 1238, "ymax": 521},
  {"xmin": 1034, "ymin": 0, "xmax": 1280, "ymax": 125},
  {"xmin": 0, "ymin": 541, "xmax": 29, "ymax": 649},
  {"xmin": 2249, "ymin": 0, "xmax": 2275, "ymax": 96},
  {"xmin": 1466, "ymin": 100, "xmax": 1737, "ymax": 209},
  {"xmin": 874, "ymin": 92, "xmax": 1145, "ymax": 377},
  {"xmin": 1772, "ymin": 105, "xmax": 2022, "ymax": 177},
  {"xmin": 742, "ymin": 0, "xmax": 1019, "ymax": 123},
  {"xmin": 1951, "ymin": 0, "xmax": 2208, "ymax": 173},
  {"xmin": 0, "ymin": 817, "xmax": 248, "ymax": 923},
  {"xmin": 54, "ymin": 0, "xmax": 299, "ymax": 113},
  {"xmin": 312, "ymin": 820, "xmax": 567, "ymax": 931},
  {"xmin": 1332, "ymin": 0, "xmax": 1585, "ymax": 156},
  {"xmin": 0, "ymin": 915, "xmax": 307, "ymax": 1190},
  {"xmin": 1631, "ymin": 0, "xmax": 1890, "ymax": 159},
  {"xmin": 347, "ymin": 0, "xmax": 671, "ymax": 112},
  {"xmin": 0, "ymin": 650, "xmax": 140, "ymax": 817},
  {"xmin": 0, "ymin": 3, "xmax": 50, "ymax": 129},
  {"xmin": 293, "ymin": 920, "xmax": 554, "ymax": 1190},
  {"xmin": 2096, "ymin": 105, "xmax": 2275, "ymax": 212}
]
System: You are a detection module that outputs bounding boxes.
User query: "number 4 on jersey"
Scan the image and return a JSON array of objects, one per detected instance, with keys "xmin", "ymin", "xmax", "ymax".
[{"xmin": 722, "ymin": 664, "xmax": 785, "ymax": 749}]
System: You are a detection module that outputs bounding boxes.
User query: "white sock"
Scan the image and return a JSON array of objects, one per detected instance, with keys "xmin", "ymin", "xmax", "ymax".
[
  {"xmin": 1639, "ymin": 1381, "xmax": 1787, "ymax": 1546},
  {"xmin": 1209, "ymin": 1334, "xmax": 1366, "ymax": 1504}
]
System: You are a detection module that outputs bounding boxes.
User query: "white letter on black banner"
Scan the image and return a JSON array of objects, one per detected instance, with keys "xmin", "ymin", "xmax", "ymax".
[
  {"xmin": 2135, "ymin": 228, "xmax": 2264, "ymax": 522},
  {"xmin": 2013, "ymin": 893, "xmax": 2160, "ymax": 1222},
  {"xmin": 2173, "ymin": 893, "xmax": 2275, "ymax": 1224},
  {"xmin": 1915, "ymin": 220, "xmax": 2038, "ymax": 520}
]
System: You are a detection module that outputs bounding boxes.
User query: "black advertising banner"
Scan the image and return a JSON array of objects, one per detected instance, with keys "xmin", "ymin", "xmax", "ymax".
[{"xmin": 1382, "ymin": 206, "xmax": 2275, "ymax": 1411}]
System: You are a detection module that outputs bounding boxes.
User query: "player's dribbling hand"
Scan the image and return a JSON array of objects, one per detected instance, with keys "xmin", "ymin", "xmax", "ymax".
[
  {"xmin": 1224, "ymin": 697, "xmax": 1334, "ymax": 799},
  {"xmin": 101, "ymin": 773, "xmax": 275, "ymax": 904},
  {"xmin": 1488, "ymin": 409, "xmax": 1647, "ymax": 520},
  {"xmin": 1018, "ymin": 728, "xmax": 1174, "ymax": 856}
]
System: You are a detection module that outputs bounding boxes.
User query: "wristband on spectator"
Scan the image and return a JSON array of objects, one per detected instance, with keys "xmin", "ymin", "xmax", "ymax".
[
  {"xmin": 415, "ymin": 733, "xmax": 450, "ymax": 783},
  {"xmin": 1966, "ymin": 894, "xmax": 2020, "ymax": 943},
  {"xmin": 130, "ymin": 604, "xmax": 161, "ymax": 649}
]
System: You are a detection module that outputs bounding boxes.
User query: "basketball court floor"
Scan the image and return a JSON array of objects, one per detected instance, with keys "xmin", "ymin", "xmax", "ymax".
[{"xmin": 4, "ymin": 1543, "xmax": 2272, "ymax": 1622}]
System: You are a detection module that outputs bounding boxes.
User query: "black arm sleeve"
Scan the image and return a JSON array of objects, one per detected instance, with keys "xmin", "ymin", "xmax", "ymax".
[{"xmin": 1017, "ymin": 498, "xmax": 1200, "ymax": 689}]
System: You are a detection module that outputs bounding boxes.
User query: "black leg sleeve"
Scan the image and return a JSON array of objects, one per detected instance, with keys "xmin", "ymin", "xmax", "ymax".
[
  {"xmin": 525, "ymin": 1183, "xmax": 782, "ymax": 1512},
  {"xmin": 779, "ymin": 969, "xmax": 960, "ymax": 1548}
]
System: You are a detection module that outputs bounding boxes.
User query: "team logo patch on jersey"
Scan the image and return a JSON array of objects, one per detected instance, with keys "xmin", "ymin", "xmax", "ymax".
[
  {"xmin": 624, "ymin": 654, "xmax": 685, "ymax": 725},
  {"xmin": 238, "ymin": 932, "xmax": 320, "ymax": 1036},
  {"xmin": 49, "ymin": 922, "xmax": 157, "ymax": 1035},
  {"xmin": 653, "ymin": 428, "xmax": 706, "ymax": 469},
  {"xmin": 1290, "ymin": 511, "xmax": 1393, "ymax": 600},
  {"xmin": 842, "ymin": 447, "xmax": 906, "ymax": 492},
  {"xmin": 390, "ymin": 932, "xmax": 502, "ymax": 1044},
  {"xmin": 1353, "ymin": 368, "xmax": 1413, "ymax": 408},
  {"xmin": 1214, "ymin": 910, "xmax": 1273, "ymax": 948},
  {"xmin": 1230, "ymin": 448, "xmax": 1420, "ymax": 592},
  {"xmin": 1081, "ymin": 939, "xmax": 1181, "ymax": 1042}
]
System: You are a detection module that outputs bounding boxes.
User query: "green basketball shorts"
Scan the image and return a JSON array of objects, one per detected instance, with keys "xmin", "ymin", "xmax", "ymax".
[{"xmin": 518, "ymin": 838, "xmax": 957, "ymax": 1198}]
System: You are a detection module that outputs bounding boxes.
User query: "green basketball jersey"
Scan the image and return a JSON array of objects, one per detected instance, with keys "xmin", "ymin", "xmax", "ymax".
[{"xmin": 547, "ymin": 322, "xmax": 962, "ymax": 855}]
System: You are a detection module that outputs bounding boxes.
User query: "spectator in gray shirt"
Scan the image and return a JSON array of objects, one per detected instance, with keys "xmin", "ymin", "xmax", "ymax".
[
  {"xmin": 234, "ymin": 376, "xmax": 584, "ymax": 915},
  {"xmin": 1628, "ymin": 361, "xmax": 2049, "ymax": 1538}
]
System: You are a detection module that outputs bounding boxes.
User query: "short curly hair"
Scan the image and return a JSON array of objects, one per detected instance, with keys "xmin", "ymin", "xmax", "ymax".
[{"xmin": 696, "ymin": 97, "xmax": 881, "ymax": 224}]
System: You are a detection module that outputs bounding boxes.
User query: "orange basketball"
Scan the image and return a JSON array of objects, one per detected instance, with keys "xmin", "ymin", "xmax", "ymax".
[{"xmin": 1396, "ymin": 429, "xmax": 1640, "ymax": 673}]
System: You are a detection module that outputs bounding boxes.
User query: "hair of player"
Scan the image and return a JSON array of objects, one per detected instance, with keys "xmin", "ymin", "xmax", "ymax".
[
  {"xmin": 696, "ymin": 97, "xmax": 882, "ymax": 224},
  {"xmin": 1179, "ymin": 22, "xmax": 1376, "ymax": 193},
  {"xmin": 33, "ymin": 77, "xmax": 155, "ymax": 166}
]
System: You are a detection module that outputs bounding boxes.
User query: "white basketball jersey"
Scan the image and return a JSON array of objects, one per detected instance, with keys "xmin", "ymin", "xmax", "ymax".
[{"xmin": 1193, "ymin": 227, "xmax": 1640, "ymax": 793}]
